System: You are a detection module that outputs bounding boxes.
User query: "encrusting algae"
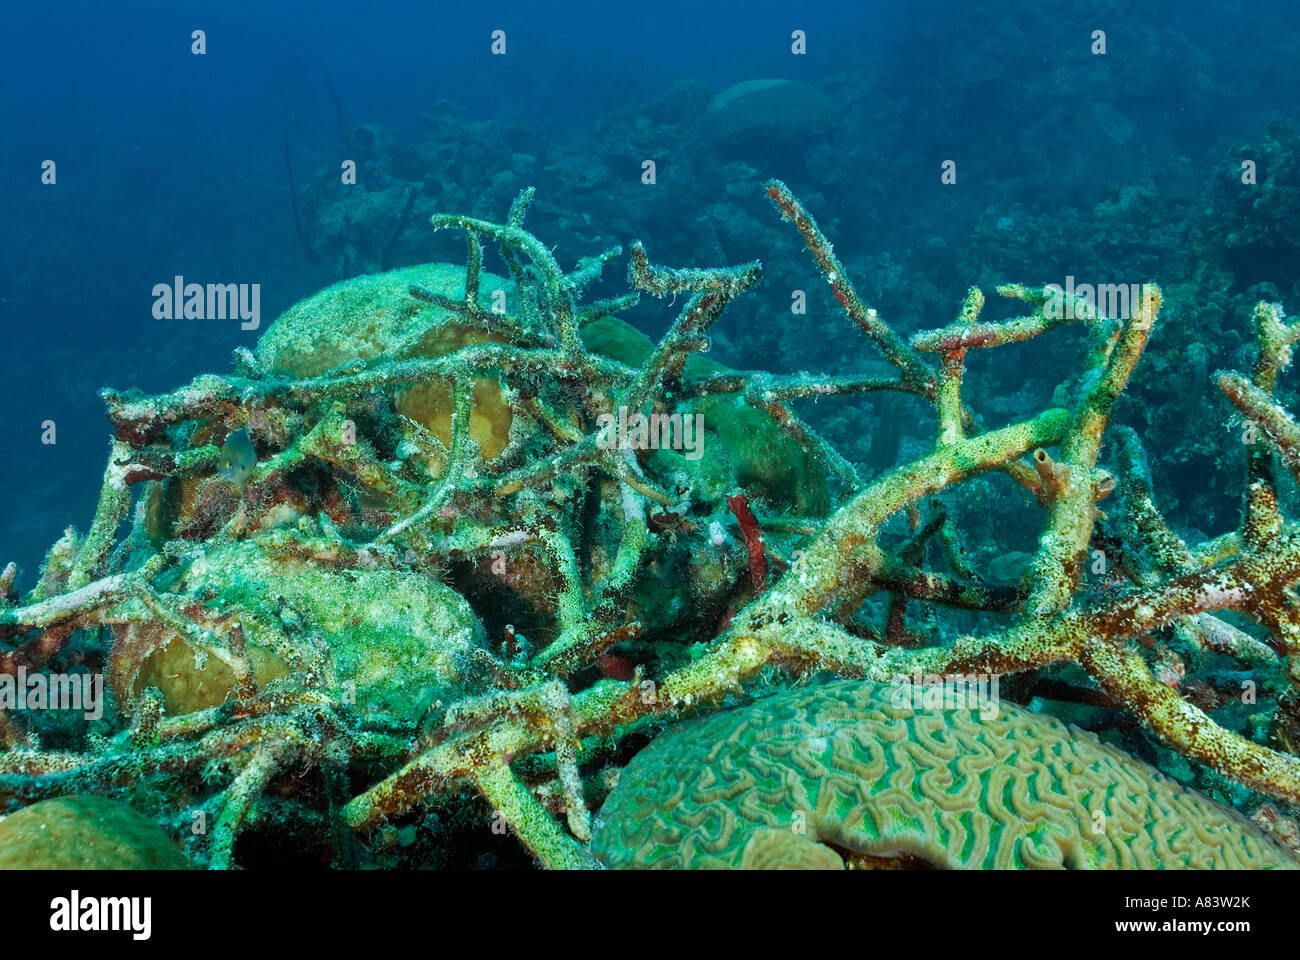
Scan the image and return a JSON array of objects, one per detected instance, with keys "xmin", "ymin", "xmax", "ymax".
[{"xmin": 2, "ymin": 181, "xmax": 1300, "ymax": 869}]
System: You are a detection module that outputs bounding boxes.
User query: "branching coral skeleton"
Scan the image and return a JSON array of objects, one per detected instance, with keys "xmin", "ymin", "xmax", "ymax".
[{"xmin": 3, "ymin": 180, "xmax": 1300, "ymax": 868}]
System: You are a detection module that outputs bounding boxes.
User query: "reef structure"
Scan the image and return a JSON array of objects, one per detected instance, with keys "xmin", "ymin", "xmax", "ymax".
[
  {"xmin": 2, "ymin": 181, "xmax": 1300, "ymax": 868},
  {"xmin": 591, "ymin": 680, "xmax": 1295, "ymax": 869}
]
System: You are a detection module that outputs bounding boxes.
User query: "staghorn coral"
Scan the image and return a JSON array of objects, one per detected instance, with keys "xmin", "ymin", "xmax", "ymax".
[
  {"xmin": 3, "ymin": 179, "xmax": 1300, "ymax": 869},
  {"xmin": 591, "ymin": 681, "xmax": 1296, "ymax": 869}
]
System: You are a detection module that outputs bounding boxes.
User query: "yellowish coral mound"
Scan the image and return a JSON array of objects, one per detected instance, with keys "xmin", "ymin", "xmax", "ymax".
[
  {"xmin": 255, "ymin": 264, "xmax": 521, "ymax": 467},
  {"xmin": 110, "ymin": 538, "xmax": 485, "ymax": 720}
]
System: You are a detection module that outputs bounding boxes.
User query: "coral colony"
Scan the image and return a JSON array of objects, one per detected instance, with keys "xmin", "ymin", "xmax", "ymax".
[{"xmin": 3, "ymin": 179, "xmax": 1300, "ymax": 869}]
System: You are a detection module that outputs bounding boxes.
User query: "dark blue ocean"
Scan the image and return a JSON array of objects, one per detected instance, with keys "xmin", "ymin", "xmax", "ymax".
[{"xmin": 2, "ymin": 0, "xmax": 1299, "ymax": 587}]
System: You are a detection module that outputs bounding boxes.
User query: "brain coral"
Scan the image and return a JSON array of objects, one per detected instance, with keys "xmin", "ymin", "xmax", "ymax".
[
  {"xmin": 592, "ymin": 681, "xmax": 1297, "ymax": 869},
  {"xmin": 0, "ymin": 795, "xmax": 190, "ymax": 869}
]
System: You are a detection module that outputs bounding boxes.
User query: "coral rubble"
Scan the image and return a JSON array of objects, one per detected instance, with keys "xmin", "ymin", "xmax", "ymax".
[{"xmin": 2, "ymin": 180, "xmax": 1300, "ymax": 869}]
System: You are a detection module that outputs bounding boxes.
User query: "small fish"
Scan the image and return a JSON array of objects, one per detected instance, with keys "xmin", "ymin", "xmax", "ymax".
[{"xmin": 217, "ymin": 428, "xmax": 257, "ymax": 484}]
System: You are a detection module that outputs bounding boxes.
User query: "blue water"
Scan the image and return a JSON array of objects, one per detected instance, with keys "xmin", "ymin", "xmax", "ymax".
[{"xmin": 2, "ymin": 0, "xmax": 1299, "ymax": 587}]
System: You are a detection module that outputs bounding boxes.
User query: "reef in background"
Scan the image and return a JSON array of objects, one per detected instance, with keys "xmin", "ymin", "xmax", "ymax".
[{"xmin": 2, "ymin": 182, "xmax": 1300, "ymax": 869}]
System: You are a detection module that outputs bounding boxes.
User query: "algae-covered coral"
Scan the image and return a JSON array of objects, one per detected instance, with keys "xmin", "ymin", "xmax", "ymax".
[
  {"xmin": 3, "ymin": 180, "xmax": 1300, "ymax": 869},
  {"xmin": 0, "ymin": 795, "xmax": 190, "ymax": 870}
]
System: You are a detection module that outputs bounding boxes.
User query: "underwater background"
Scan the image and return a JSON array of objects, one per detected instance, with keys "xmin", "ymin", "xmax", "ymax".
[
  {"xmin": 4, "ymin": 0, "xmax": 1300, "ymax": 871},
  {"xmin": 4, "ymin": 0, "xmax": 1300, "ymax": 589}
]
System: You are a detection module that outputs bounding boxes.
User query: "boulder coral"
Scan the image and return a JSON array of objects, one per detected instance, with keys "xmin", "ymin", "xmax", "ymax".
[
  {"xmin": 592, "ymin": 681, "xmax": 1296, "ymax": 869},
  {"xmin": 108, "ymin": 538, "xmax": 485, "ymax": 721},
  {"xmin": 0, "ymin": 795, "xmax": 190, "ymax": 870}
]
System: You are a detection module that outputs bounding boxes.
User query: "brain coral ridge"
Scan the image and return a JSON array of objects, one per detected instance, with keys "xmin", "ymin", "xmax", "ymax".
[{"xmin": 592, "ymin": 681, "xmax": 1297, "ymax": 870}]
